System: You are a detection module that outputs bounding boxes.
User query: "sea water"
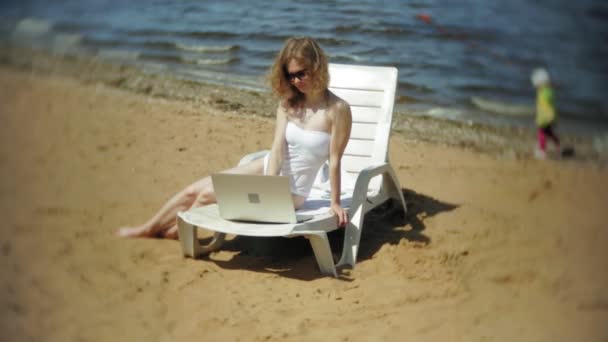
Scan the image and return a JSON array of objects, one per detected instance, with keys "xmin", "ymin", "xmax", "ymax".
[{"xmin": 1, "ymin": 0, "xmax": 606, "ymax": 136}]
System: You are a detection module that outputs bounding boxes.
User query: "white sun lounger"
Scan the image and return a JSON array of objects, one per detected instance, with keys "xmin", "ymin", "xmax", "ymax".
[{"xmin": 177, "ymin": 63, "xmax": 407, "ymax": 277}]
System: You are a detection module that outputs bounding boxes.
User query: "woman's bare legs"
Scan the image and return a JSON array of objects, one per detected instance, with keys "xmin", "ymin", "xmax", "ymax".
[
  {"xmin": 160, "ymin": 173, "xmax": 308, "ymax": 239},
  {"xmin": 116, "ymin": 157, "xmax": 265, "ymax": 239}
]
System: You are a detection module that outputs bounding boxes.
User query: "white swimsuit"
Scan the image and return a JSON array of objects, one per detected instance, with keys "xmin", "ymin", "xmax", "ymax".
[{"xmin": 264, "ymin": 121, "xmax": 331, "ymax": 197}]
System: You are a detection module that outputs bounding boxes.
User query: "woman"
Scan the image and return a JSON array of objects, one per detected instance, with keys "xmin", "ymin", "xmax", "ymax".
[{"xmin": 116, "ymin": 37, "xmax": 352, "ymax": 239}]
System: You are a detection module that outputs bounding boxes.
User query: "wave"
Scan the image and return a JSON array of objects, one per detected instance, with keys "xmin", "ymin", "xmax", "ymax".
[
  {"xmin": 330, "ymin": 53, "xmax": 368, "ymax": 63},
  {"xmin": 140, "ymin": 52, "xmax": 238, "ymax": 65},
  {"xmin": 12, "ymin": 18, "xmax": 53, "ymax": 37},
  {"xmin": 175, "ymin": 43, "xmax": 240, "ymax": 53},
  {"xmin": 471, "ymin": 97, "xmax": 533, "ymax": 116},
  {"xmin": 193, "ymin": 57, "xmax": 239, "ymax": 65},
  {"xmin": 425, "ymin": 107, "xmax": 465, "ymax": 120},
  {"xmin": 90, "ymin": 39, "xmax": 240, "ymax": 56}
]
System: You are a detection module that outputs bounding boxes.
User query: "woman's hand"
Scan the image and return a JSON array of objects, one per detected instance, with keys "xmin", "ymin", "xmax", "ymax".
[{"xmin": 331, "ymin": 203, "xmax": 348, "ymax": 228}]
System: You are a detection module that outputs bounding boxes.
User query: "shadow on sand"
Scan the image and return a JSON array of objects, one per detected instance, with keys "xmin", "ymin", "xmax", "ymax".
[{"xmin": 200, "ymin": 188, "xmax": 458, "ymax": 281}]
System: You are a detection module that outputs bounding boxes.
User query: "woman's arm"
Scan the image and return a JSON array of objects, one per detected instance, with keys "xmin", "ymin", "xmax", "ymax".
[
  {"xmin": 329, "ymin": 100, "xmax": 352, "ymax": 227},
  {"xmin": 266, "ymin": 103, "xmax": 288, "ymax": 175}
]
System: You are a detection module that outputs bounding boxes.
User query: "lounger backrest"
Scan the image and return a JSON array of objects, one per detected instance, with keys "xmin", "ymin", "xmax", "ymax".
[{"xmin": 328, "ymin": 64, "xmax": 398, "ymax": 191}]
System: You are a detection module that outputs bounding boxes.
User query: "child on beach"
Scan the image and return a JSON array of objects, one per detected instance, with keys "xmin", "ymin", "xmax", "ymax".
[
  {"xmin": 531, "ymin": 68, "xmax": 560, "ymax": 159},
  {"xmin": 116, "ymin": 37, "xmax": 352, "ymax": 239}
]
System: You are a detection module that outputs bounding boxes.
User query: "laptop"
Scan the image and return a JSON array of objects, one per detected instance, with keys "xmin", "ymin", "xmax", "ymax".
[{"xmin": 211, "ymin": 173, "xmax": 314, "ymax": 224}]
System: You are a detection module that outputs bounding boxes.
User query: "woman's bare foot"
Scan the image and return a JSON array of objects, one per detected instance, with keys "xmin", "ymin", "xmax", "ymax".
[
  {"xmin": 162, "ymin": 225, "xmax": 179, "ymax": 240},
  {"xmin": 115, "ymin": 225, "xmax": 178, "ymax": 239},
  {"xmin": 115, "ymin": 225, "xmax": 156, "ymax": 238}
]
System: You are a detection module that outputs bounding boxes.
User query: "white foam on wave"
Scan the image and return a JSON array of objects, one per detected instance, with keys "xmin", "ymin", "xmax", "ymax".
[
  {"xmin": 176, "ymin": 43, "xmax": 238, "ymax": 53},
  {"xmin": 12, "ymin": 18, "xmax": 53, "ymax": 38},
  {"xmin": 427, "ymin": 107, "xmax": 465, "ymax": 120},
  {"xmin": 178, "ymin": 55, "xmax": 238, "ymax": 65},
  {"xmin": 471, "ymin": 96, "xmax": 534, "ymax": 116},
  {"xmin": 194, "ymin": 57, "xmax": 238, "ymax": 65},
  {"xmin": 331, "ymin": 53, "xmax": 368, "ymax": 62}
]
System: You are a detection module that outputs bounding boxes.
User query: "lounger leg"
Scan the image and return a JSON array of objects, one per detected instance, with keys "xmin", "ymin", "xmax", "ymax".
[
  {"xmin": 177, "ymin": 216, "xmax": 227, "ymax": 258},
  {"xmin": 177, "ymin": 216, "xmax": 201, "ymax": 258},
  {"xmin": 336, "ymin": 203, "xmax": 364, "ymax": 268},
  {"xmin": 384, "ymin": 166, "xmax": 407, "ymax": 215},
  {"xmin": 307, "ymin": 232, "xmax": 337, "ymax": 277}
]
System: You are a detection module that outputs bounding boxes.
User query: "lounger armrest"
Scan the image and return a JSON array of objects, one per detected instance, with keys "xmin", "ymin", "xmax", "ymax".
[{"xmin": 351, "ymin": 163, "xmax": 393, "ymax": 204}]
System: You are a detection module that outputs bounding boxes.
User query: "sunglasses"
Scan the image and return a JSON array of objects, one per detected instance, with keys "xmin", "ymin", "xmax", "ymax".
[{"xmin": 286, "ymin": 69, "xmax": 308, "ymax": 82}]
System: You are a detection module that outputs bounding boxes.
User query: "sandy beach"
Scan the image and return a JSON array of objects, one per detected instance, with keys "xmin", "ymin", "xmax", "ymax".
[{"xmin": 1, "ymin": 63, "xmax": 607, "ymax": 341}]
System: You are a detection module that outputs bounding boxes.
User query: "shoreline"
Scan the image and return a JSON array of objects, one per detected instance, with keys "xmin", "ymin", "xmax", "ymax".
[{"xmin": 2, "ymin": 45, "xmax": 606, "ymax": 163}]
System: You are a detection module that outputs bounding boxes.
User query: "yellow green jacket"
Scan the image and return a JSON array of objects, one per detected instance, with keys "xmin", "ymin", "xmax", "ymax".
[{"xmin": 536, "ymin": 86, "xmax": 557, "ymax": 127}]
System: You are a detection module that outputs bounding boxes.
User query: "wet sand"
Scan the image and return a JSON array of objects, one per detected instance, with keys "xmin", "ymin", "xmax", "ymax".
[{"xmin": 0, "ymin": 63, "xmax": 607, "ymax": 341}]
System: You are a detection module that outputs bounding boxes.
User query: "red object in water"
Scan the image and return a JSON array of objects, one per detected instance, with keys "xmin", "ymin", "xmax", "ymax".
[{"xmin": 416, "ymin": 13, "xmax": 433, "ymax": 24}]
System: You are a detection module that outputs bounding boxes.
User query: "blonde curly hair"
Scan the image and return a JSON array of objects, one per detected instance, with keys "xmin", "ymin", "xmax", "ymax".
[{"xmin": 268, "ymin": 37, "xmax": 329, "ymax": 109}]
